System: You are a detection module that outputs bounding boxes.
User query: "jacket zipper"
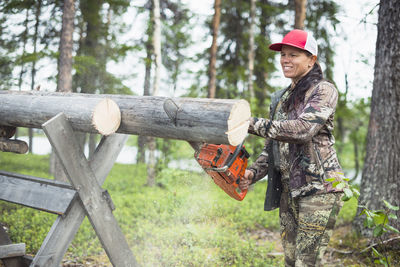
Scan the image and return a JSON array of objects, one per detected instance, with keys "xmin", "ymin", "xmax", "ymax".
[{"xmin": 313, "ymin": 141, "xmax": 326, "ymax": 183}]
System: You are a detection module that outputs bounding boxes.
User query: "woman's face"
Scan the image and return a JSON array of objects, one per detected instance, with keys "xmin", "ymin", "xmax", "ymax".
[{"xmin": 280, "ymin": 45, "xmax": 317, "ymax": 81}]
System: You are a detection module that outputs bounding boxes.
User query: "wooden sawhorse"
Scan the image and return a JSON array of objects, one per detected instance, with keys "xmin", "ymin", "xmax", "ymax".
[{"xmin": 0, "ymin": 113, "xmax": 138, "ymax": 266}]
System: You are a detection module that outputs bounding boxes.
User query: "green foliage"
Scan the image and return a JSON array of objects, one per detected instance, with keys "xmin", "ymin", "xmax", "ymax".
[
  {"xmin": 359, "ymin": 201, "xmax": 400, "ymax": 267},
  {"xmin": 329, "ymin": 177, "xmax": 400, "ymax": 266},
  {"xmin": 334, "ymin": 96, "xmax": 370, "ymax": 173},
  {"xmin": 73, "ymin": 0, "xmax": 137, "ymax": 95},
  {"xmin": 161, "ymin": 0, "xmax": 194, "ymax": 96},
  {"xmin": 306, "ymin": 0, "xmax": 340, "ymax": 81}
]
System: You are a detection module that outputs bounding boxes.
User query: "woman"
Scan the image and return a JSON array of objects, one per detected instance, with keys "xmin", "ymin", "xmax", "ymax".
[{"xmin": 240, "ymin": 29, "xmax": 344, "ymax": 266}]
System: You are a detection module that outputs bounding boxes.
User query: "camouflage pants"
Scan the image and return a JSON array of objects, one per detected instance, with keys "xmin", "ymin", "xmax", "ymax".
[{"xmin": 279, "ymin": 190, "xmax": 343, "ymax": 267}]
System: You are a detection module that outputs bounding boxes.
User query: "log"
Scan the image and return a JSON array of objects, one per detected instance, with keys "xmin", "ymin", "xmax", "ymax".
[
  {"xmin": 0, "ymin": 126, "xmax": 16, "ymax": 138},
  {"xmin": 0, "ymin": 243, "xmax": 26, "ymax": 259},
  {"xmin": 0, "ymin": 90, "xmax": 250, "ymax": 145},
  {"xmin": 0, "ymin": 138, "xmax": 28, "ymax": 154},
  {"xmin": 0, "ymin": 93, "xmax": 121, "ymax": 136}
]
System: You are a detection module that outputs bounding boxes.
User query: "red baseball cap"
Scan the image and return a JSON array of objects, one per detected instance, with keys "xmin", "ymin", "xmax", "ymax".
[{"xmin": 269, "ymin": 29, "xmax": 318, "ymax": 56}]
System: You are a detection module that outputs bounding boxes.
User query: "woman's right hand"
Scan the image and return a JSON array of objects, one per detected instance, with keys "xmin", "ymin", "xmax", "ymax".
[{"xmin": 239, "ymin": 170, "xmax": 254, "ymax": 191}]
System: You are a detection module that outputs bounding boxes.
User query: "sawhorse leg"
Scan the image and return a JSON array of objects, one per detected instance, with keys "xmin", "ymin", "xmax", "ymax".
[{"xmin": 33, "ymin": 113, "xmax": 137, "ymax": 267}]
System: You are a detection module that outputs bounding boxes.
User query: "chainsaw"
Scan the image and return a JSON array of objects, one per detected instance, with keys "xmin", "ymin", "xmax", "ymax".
[
  {"xmin": 163, "ymin": 98, "xmax": 250, "ymax": 201},
  {"xmin": 194, "ymin": 141, "xmax": 250, "ymax": 201}
]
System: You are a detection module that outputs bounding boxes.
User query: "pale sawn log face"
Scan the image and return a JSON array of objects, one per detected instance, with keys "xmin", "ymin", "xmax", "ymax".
[
  {"xmin": 92, "ymin": 98, "xmax": 121, "ymax": 136},
  {"xmin": 0, "ymin": 90, "xmax": 251, "ymax": 145}
]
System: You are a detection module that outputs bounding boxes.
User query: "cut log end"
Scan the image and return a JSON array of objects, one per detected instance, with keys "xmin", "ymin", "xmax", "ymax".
[
  {"xmin": 92, "ymin": 98, "xmax": 121, "ymax": 136},
  {"xmin": 0, "ymin": 138, "xmax": 28, "ymax": 154},
  {"xmin": 226, "ymin": 99, "xmax": 251, "ymax": 146}
]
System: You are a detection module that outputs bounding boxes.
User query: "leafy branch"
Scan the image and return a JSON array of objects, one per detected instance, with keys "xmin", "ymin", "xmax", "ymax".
[{"xmin": 326, "ymin": 176, "xmax": 400, "ymax": 266}]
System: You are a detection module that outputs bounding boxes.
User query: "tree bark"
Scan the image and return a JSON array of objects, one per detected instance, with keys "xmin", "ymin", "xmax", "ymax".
[
  {"xmin": 354, "ymin": 0, "xmax": 400, "ymax": 234},
  {"xmin": 248, "ymin": 0, "xmax": 256, "ymax": 99},
  {"xmin": 152, "ymin": 0, "xmax": 161, "ymax": 97},
  {"xmin": 0, "ymin": 91, "xmax": 250, "ymax": 146},
  {"xmin": 148, "ymin": 0, "xmax": 162, "ymax": 186},
  {"xmin": 88, "ymin": 133, "xmax": 97, "ymax": 159},
  {"xmin": 294, "ymin": 0, "xmax": 307, "ymax": 29},
  {"xmin": 28, "ymin": 0, "xmax": 42, "ymax": 154},
  {"xmin": 57, "ymin": 0, "xmax": 75, "ymax": 93},
  {"xmin": 138, "ymin": 8, "xmax": 153, "ymax": 165},
  {"xmin": 207, "ymin": 0, "xmax": 221, "ymax": 98},
  {"xmin": 17, "ymin": 8, "xmax": 29, "ymax": 93},
  {"xmin": 53, "ymin": 0, "xmax": 75, "ymax": 182}
]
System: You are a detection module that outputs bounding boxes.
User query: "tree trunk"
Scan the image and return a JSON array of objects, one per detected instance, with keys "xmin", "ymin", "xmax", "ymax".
[
  {"xmin": 147, "ymin": 136, "xmax": 156, "ymax": 187},
  {"xmin": 207, "ymin": 0, "xmax": 221, "ymax": 98},
  {"xmin": 354, "ymin": 0, "xmax": 400, "ymax": 234},
  {"xmin": 88, "ymin": 133, "xmax": 97, "ymax": 159},
  {"xmin": 28, "ymin": 0, "xmax": 42, "ymax": 155},
  {"xmin": 253, "ymin": 0, "xmax": 270, "ymax": 109},
  {"xmin": 138, "ymin": 24, "xmax": 153, "ymax": 165},
  {"xmin": 247, "ymin": 0, "xmax": 256, "ymax": 99},
  {"xmin": 294, "ymin": 0, "xmax": 307, "ymax": 29},
  {"xmin": 28, "ymin": 128, "xmax": 33, "ymax": 154},
  {"xmin": 57, "ymin": 0, "xmax": 75, "ymax": 93},
  {"xmin": 136, "ymin": 136, "xmax": 146, "ymax": 164},
  {"xmin": 148, "ymin": 0, "xmax": 162, "ymax": 186},
  {"xmin": 53, "ymin": 0, "xmax": 75, "ymax": 182},
  {"xmin": 18, "ymin": 8, "xmax": 29, "ymax": 93},
  {"xmin": 79, "ymin": 0, "xmax": 102, "ymax": 94},
  {"xmin": 0, "ymin": 91, "xmax": 250, "ymax": 146},
  {"xmin": 352, "ymin": 137, "xmax": 359, "ymax": 181},
  {"xmin": 152, "ymin": 0, "xmax": 161, "ymax": 97}
]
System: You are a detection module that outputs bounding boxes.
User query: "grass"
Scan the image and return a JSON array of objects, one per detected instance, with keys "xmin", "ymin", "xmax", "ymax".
[{"xmin": 0, "ymin": 151, "xmax": 361, "ymax": 266}]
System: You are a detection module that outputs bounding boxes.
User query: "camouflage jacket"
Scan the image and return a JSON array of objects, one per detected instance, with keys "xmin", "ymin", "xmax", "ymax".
[{"xmin": 248, "ymin": 81, "xmax": 343, "ymax": 210}]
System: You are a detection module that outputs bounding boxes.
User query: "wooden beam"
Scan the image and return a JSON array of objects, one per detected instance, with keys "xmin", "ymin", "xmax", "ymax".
[
  {"xmin": 0, "ymin": 244, "xmax": 25, "ymax": 259},
  {"xmin": 0, "ymin": 171, "xmax": 76, "ymax": 215},
  {"xmin": 32, "ymin": 133, "xmax": 128, "ymax": 267},
  {"xmin": 0, "ymin": 90, "xmax": 250, "ymax": 145},
  {"xmin": 42, "ymin": 114, "xmax": 137, "ymax": 267}
]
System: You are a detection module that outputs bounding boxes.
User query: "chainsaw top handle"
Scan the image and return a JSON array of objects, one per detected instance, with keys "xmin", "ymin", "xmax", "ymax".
[{"xmin": 225, "ymin": 139, "xmax": 246, "ymax": 168}]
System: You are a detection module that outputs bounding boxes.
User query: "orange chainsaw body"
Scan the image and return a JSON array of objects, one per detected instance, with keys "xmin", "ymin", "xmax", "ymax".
[{"xmin": 194, "ymin": 143, "xmax": 250, "ymax": 201}]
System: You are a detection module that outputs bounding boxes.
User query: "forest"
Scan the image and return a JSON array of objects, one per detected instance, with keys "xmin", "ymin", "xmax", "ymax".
[{"xmin": 0, "ymin": 0, "xmax": 399, "ymax": 266}]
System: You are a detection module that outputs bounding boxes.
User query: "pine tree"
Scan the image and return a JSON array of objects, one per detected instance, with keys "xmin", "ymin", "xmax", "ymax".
[{"xmin": 355, "ymin": 0, "xmax": 400, "ymax": 234}]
